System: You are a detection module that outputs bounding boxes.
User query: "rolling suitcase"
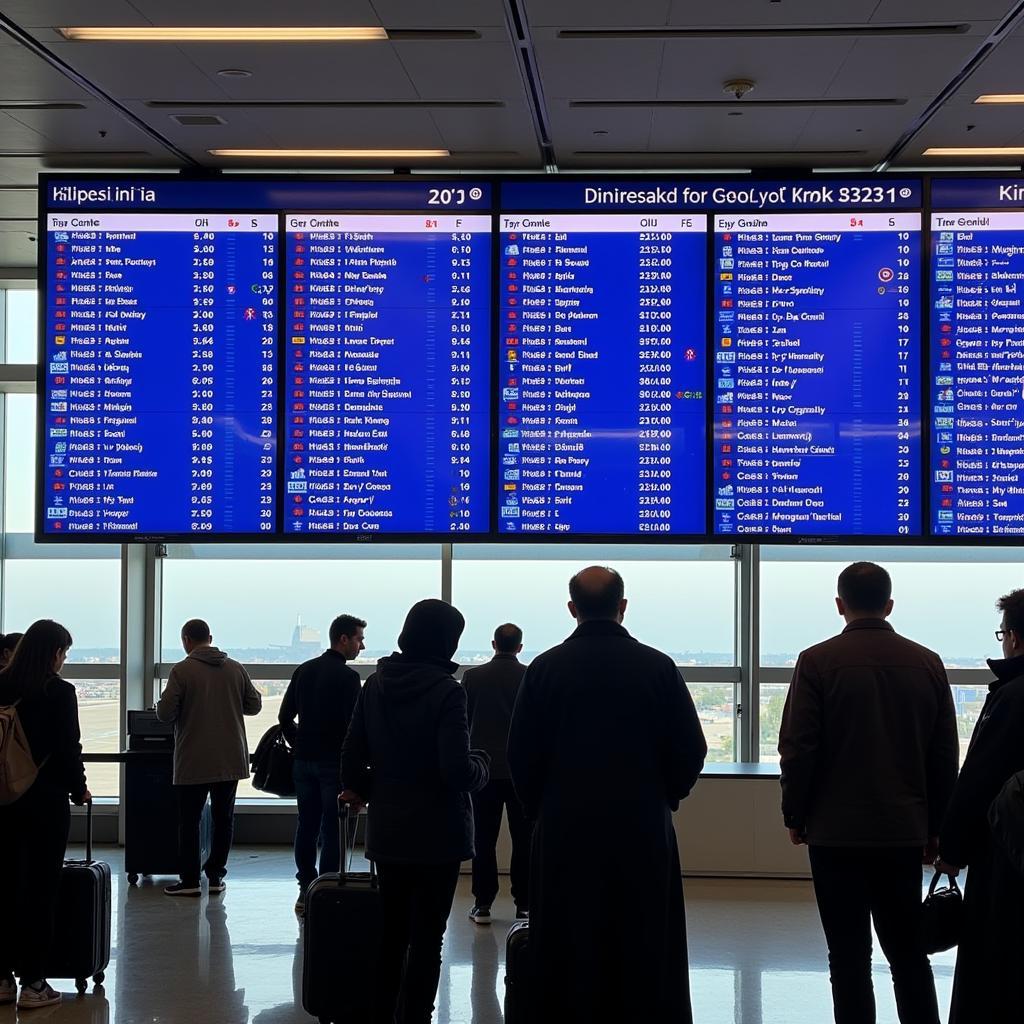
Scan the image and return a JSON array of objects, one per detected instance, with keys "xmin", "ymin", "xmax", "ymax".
[
  {"xmin": 301, "ymin": 801, "xmax": 384, "ymax": 1023},
  {"xmin": 48, "ymin": 800, "xmax": 112, "ymax": 993},
  {"xmin": 504, "ymin": 919, "xmax": 530, "ymax": 1024}
]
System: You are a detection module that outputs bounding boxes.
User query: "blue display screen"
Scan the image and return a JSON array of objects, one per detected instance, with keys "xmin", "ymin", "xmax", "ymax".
[
  {"xmin": 42, "ymin": 212, "xmax": 279, "ymax": 536},
  {"xmin": 711, "ymin": 212, "xmax": 922, "ymax": 538},
  {"xmin": 496, "ymin": 213, "xmax": 707, "ymax": 536},
  {"xmin": 929, "ymin": 204, "xmax": 1024, "ymax": 537},
  {"xmin": 283, "ymin": 213, "xmax": 491, "ymax": 535}
]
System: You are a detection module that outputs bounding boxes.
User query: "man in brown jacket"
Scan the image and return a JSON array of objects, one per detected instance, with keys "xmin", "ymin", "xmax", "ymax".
[
  {"xmin": 778, "ymin": 562, "xmax": 959, "ymax": 1024},
  {"xmin": 157, "ymin": 618, "xmax": 262, "ymax": 897}
]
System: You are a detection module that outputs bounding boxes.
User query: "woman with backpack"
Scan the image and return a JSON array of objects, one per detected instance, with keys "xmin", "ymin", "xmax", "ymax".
[{"xmin": 0, "ymin": 619, "xmax": 90, "ymax": 1010}]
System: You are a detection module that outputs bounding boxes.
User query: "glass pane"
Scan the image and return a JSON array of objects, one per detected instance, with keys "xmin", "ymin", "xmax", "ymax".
[
  {"xmin": 160, "ymin": 554, "xmax": 440, "ymax": 663},
  {"xmin": 5, "ymin": 289, "xmax": 37, "ymax": 363},
  {"xmin": 3, "ymin": 558, "xmax": 121, "ymax": 658},
  {"xmin": 76, "ymin": 680, "xmax": 120, "ymax": 797},
  {"xmin": 689, "ymin": 682, "xmax": 736, "ymax": 763},
  {"xmin": 760, "ymin": 552, "xmax": 1024, "ymax": 668},
  {"xmin": 451, "ymin": 554, "xmax": 735, "ymax": 665},
  {"xmin": 5, "ymin": 393, "xmax": 35, "ymax": 533},
  {"xmin": 237, "ymin": 679, "xmax": 289, "ymax": 799},
  {"xmin": 759, "ymin": 681, "xmax": 789, "ymax": 763}
]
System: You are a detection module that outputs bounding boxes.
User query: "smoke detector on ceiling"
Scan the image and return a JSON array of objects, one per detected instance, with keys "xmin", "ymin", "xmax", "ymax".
[{"xmin": 723, "ymin": 79, "xmax": 756, "ymax": 100}]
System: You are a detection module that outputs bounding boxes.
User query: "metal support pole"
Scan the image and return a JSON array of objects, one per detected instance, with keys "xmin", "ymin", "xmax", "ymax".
[{"xmin": 734, "ymin": 543, "xmax": 761, "ymax": 762}]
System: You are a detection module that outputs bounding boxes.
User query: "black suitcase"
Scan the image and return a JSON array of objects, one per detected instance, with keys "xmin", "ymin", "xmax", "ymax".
[
  {"xmin": 302, "ymin": 802, "xmax": 383, "ymax": 1024},
  {"xmin": 504, "ymin": 919, "xmax": 530, "ymax": 1024},
  {"xmin": 48, "ymin": 801, "xmax": 112, "ymax": 993}
]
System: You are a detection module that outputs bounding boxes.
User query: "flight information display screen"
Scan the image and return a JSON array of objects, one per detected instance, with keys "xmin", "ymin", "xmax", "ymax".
[
  {"xmin": 711, "ymin": 211, "xmax": 922, "ymax": 538},
  {"xmin": 283, "ymin": 213, "xmax": 490, "ymax": 535},
  {"xmin": 495, "ymin": 212, "xmax": 707, "ymax": 536},
  {"xmin": 929, "ymin": 179, "xmax": 1024, "ymax": 538},
  {"xmin": 41, "ymin": 211, "xmax": 278, "ymax": 535}
]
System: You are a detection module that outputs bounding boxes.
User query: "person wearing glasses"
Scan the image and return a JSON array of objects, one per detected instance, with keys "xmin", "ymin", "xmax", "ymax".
[
  {"xmin": 778, "ymin": 562, "xmax": 959, "ymax": 1024},
  {"xmin": 937, "ymin": 589, "xmax": 1024, "ymax": 1024}
]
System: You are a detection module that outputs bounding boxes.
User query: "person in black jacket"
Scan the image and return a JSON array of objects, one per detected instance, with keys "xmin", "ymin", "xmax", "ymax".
[
  {"xmin": 0, "ymin": 619, "xmax": 90, "ymax": 1011},
  {"xmin": 937, "ymin": 587, "xmax": 1024, "ymax": 1024},
  {"xmin": 0, "ymin": 631, "xmax": 22, "ymax": 668},
  {"xmin": 507, "ymin": 566, "xmax": 707, "ymax": 1024},
  {"xmin": 341, "ymin": 599, "xmax": 489, "ymax": 1024},
  {"xmin": 463, "ymin": 622, "xmax": 530, "ymax": 924},
  {"xmin": 279, "ymin": 613, "xmax": 365, "ymax": 914}
]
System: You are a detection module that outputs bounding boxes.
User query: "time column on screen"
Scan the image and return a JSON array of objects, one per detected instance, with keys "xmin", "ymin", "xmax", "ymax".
[{"xmin": 189, "ymin": 215, "xmax": 278, "ymax": 534}]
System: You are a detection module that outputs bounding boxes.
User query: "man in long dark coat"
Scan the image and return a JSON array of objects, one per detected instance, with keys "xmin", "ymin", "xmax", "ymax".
[
  {"xmin": 507, "ymin": 565, "xmax": 707, "ymax": 1023},
  {"xmin": 938, "ymin": 586, "xmax": 1024, "ymax": 1024}
]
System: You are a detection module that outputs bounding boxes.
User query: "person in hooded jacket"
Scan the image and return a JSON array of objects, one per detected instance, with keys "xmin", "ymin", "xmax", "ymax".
[
  {"xmin": 341, "ymin": 599, "xmax": 489, "ymax": 1024},
  {"xmin": 937, "ymin": 587, "xmax": 1024, "ymax": 1023},
  {"xmin": 157, "ymin": 618, "xmax": 263, "ymax": 897},
  {"xmin": 0, "ymin": 619, "xmax": 89, "ymax": 1011}
]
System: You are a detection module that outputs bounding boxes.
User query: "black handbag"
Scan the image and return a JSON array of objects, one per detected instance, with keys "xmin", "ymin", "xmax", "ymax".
[
  {"xmin": 251, "ymin": 724, "xmax": 296, "ymax": 797},
  {"xmin": 920, "ymin": 870, "xmax": 964, "ymax": 954}
]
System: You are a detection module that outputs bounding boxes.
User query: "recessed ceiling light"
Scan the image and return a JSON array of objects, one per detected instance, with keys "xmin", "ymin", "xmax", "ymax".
[
  {"xmin": 974, "ymin": 94, "xmax": 1024, "ymax": 104},
  {"xmin": 217, "ymin": 68, "xmax": 253, "ymax": 78},
  {"xmin": 209, "ymin": 148, "xmax": 450, "ymax": 158},
  {"xmin": 59, "ymin": 26, "xmax": 388, "ymax": 42},
  {"xmin": 923, "ymin": 146, "xmax": 1024, "ymax": 156}
]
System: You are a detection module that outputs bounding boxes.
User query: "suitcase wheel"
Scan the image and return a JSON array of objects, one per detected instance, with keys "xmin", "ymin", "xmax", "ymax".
[
  {"xmin": 94, "ymin": 972, "xmax": 105, "ymax": 985},
  {"xmin": 127, "ymin": 873, "xmax": 139, "ymax": 885},
  {"xmin": 76, "ymin": 979, "xmax": 87, "ymax": 994}
]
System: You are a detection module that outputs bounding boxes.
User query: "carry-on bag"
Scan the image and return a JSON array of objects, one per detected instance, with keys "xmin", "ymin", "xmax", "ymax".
[
  {"xmin": 920, "ymin": 869, "xmax": 963, "ymax": 954},
  {"xmin": 504, "ymin": 918, "xmax": 531, "ymax": 1024},
  {"xmin": 47, "ymin": 800, "xmax": 112, "ymax": 992},
  {"xmin": 301, "ymin": 800, "xmax": 383, "ymax": 1023}
]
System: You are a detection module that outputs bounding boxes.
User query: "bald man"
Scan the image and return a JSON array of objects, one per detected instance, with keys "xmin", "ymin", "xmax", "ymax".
[{"xmin": 508, "ymin": 566, "xmax": 707, "ymax": 1024}]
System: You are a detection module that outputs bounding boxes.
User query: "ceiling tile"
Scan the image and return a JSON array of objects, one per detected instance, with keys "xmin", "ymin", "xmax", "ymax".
[
  {"xmin": 649, "ymin": 106, "xmax": 814, "ymax": 151},
  {"xmin": 429, "ymin": 99, "xmax": 541, "ymax": 157},
  {"xmin": 371, "ymin": 0, "xmax": 508, "ymax": 27},
  {"xmin": 392, "ymin": 40, "xmax": 525, "ymax": 99},
  {"xmin": 667, "ymin": 1, "xmax": 880, "ymax": 26},
  {"xmin": 123, "ymin": 0, "xmax": 383, "ymax": 27},
  {"xmin": 534, "ymin": 39, "xmax": 663, "ymax": 99},
  {"xmin": 870, "ymin": 0, "xmax": 1018, "ymax": 23},
  {"xmin": 524, "ymin": 0, "xmax": 671, "ymax": 28}
]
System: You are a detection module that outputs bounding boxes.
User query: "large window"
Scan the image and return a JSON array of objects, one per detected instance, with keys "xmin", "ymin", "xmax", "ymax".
[{"xmin": 4, "ymin": 288, "xmax": 36, "ymax": 363}]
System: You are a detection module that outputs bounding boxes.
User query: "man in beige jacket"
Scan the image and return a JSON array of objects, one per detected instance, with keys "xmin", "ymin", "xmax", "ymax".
[{"xmin": 157, "ymin": 618, "xmax": 262, "ymax": 896}]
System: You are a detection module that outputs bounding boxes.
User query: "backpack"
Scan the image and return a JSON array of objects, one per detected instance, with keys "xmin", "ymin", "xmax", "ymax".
[{"xmin": 0, "ymin": 700, "xmax": 39, "ymax": 805}]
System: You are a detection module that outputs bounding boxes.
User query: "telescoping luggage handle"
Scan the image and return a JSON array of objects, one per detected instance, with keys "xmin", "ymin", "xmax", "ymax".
[{"xmin": 337, "ymin": 796, "xmax": 376, "ymax": 888}]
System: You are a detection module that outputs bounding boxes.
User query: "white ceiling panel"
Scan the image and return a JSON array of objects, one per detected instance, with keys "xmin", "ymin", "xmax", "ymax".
[
  {"xmin": 370, "ymin": 0, "xmax": 508, "ymax": 27},
  {"xmin": 948, "ymin": 34, "xmax": 1024, "ymax": 95},
  {"xmin": 870, "ymin": 0, "xmax": 1018, "ymax": 23},
  {"xmin": 534, "ymin": 39, "xmax": 664, "ymax": 99},
  {"xmin": 0, "ymin": 220, "xmax": 36, "ymax": 267},
  {"xmin": 392, "ymin": 41, "xmax": 525, "ymax": 99},
  {"xmin": 174, "ymin": 42, "xmax": 419, "ymax": 101},
  {"xmin": 0, "ymin": 189, "xmax": 37, "ymax": 218},
  {"xmin": 666, "ymin": 1, "xmax": 882, "ymax": 27},
  {"xmin": 44, "ymin": 41, "xmax": 225, "ymax": 102},
  {"xmin": 0, "ymin": 38, "xmax": 96, "ymax": 102},
  {"xmin": 649, "ymin": 106, "xmax": 815, "ymax": 152},
  {"xmin": 547, "ymin": 104, "xmax": 654, "ymax": 153},
  {"xmin": 524, "ymin": 0, "xmax": 671, "ymax": 28},
  {"xmin": 0, "ymin": 112, "xmax": 54, "ymax": 150},
  {"xmin": 428, "ymin": 100, "xmax": 541, "ymax": 157},
  {"xmin": 795, "ymin": 103, "xmax": 927, "ymax": 152},
  {"xmin": 657, "ymin": 37, "xmax": 857, "ymax": 100},
  {"xmin": 3, "ymin": 104, "xmax": 158, "ymax": 150},
  {"xmin": 0, "ymin": 1, "xmax": 148, "ymax": 29}
]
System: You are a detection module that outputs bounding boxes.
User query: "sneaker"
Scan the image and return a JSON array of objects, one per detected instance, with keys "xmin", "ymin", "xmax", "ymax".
[
  {"xmin": 468, "ymin": 905, "xmax": 491, "ymax": 925},
  {"xmin": 17, "ymin": 981, "xmax": 61, "ymax": 1010},
  {"xmin": 208, "ymin": 880, "xmax": 226, "ymax": 894},
  {"xmin": 164, "ymin": 881, "xmax": 201, "ymax": 897},
  {"xmin": 515, "ymin": 908, "xmax": 529, "ymax": 920},
  {"xmin": 0, "ymin": 976, "xmax": 16, "ymax": 1005}
]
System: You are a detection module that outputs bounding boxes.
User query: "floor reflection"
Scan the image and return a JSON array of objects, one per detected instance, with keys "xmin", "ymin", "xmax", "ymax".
[{"xmin": 0, "ymin": 846, "xmax": 953, "ymax": 1024}]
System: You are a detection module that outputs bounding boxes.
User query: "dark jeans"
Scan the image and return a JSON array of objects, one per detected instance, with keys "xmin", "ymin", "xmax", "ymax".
[
  {"xmin": 374, "ymin": 861, "xmax": 461, "ymax": 1024},
  {"xmin": 809, "ymin": 845, "xmax": 940, "ymax": 1024},
  {"xmin": 175, "ymin": 780, "xmax": 238, "ymax": 887},
  {"xmin": 471, "ymin": 777, "xmax": 530, "ymax": 910},
  {"xmin": 293, "ymin": 758, "xmax": 341, "ymax": 891},
  {"xmin": 0, "ymin": 788, "xmax": 70, "ymax": 983}
]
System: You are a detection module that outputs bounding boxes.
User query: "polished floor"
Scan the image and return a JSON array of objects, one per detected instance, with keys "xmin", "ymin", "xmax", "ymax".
[{"xmin": 1, "ymin": 845, "xmax": 955, "ymax": 1023}]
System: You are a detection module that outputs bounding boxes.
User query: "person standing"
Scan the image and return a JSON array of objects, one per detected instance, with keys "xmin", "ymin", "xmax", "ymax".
[
  {"xmin": 341, "ymin": 599, "xmax": 489, "ymax": 1024},
  {"xmin": 157, "ymin": 618, "xmax": 262, "ymax": 897},
  {"xmin": 778, "ymin": 562, "xmax": 959, "ymax": 1024},
  {"xmin": 279, "ymin": 613, "xmax": 365, "ymax": 914},
  {"xmin": 0, "ymin": 631, "xmax": 23, "ymax": 669},
  {"xmin": 0, "ymin": 619, "xmax": 90, "ymax": 1010},
  {"xmin": 464, "ymin": 623, "xmax": 530, "ymax": 924},
  {"xmin": 937, "ymin": 588, "xmax": 1024, "ymax": 1023},
  {"xmin": 507, "ymin": 566, "xmax": 706, "ymax": 1024}
]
